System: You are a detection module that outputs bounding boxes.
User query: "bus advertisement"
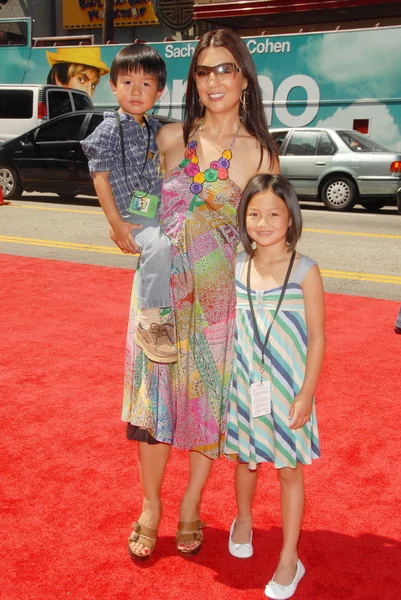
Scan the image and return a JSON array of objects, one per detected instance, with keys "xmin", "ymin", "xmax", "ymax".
[{"xmin": 1, "ymin": 17, "xmax": 401, "ymax": 151}]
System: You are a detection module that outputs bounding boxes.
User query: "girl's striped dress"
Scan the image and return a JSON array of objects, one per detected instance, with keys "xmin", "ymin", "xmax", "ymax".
[{"xmin": 225, "ymin": 251, "xmax": 320, "ymax": 470}]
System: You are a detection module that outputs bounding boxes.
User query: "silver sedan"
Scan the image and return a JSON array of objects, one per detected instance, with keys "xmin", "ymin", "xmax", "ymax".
[{"xmin": 271, "ymin": 127, "xmax": 401, "ymax": 212}]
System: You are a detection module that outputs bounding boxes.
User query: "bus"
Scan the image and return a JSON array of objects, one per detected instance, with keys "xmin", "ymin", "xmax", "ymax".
[{"xmin": 1, "ymin": 17, "xmax": 401, "ymax": 151}]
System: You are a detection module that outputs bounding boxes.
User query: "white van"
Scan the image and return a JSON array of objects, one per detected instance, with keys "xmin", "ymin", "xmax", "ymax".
[{"xmin": 0, "ymin": 84, "xmax": 93, "ymax": 143}]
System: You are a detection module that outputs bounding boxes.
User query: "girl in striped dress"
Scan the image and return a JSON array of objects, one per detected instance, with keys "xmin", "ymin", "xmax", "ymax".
[{"xmin": 225, "ymin": 174, "xmax": 325, "ymax": 600}]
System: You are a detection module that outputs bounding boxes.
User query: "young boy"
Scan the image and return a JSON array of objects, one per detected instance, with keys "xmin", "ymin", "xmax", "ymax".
[{"xmin": 81, "ymin": 44, "xmax": 176, "ymax": 364}]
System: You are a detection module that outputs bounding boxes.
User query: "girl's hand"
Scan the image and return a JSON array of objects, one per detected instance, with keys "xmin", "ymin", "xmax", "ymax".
[
  {"xmin": 288, "ymin": 392, "xmax": 313, "ymax": 430},
  {"xmin": 109, "ymin": 222, "xmax": 142, "ymax": 254}
]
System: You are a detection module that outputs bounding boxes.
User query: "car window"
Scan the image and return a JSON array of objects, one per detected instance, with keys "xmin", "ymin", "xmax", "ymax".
[
  {"xmin": 337, "ymin": 130, "xmax": 389, "ymax": 152},
  {"xmin": 72, "ymin": 91, "xmax": 93, "ymax": 111},
  {"xmin": 85, "ymin": 114, "xmax": 104, "ymax": 136},
  {"xmin": 317, "ymin": 132, "xmax": 336, "ymax": 155},
  {"xmin": 271, "ymin": 131, "xmax": 288, "ymax": 154},
  {"xmin": 35, "ymin": 114, "xmax": 87, "ymax": 142},
  {"xmin": 285, "ymin": 131, "xmax": 320, "ymax": 156},
  {"xmin": 48, "ymin": 90, "xmax": 73, "ymax": 119},
  {"xmin": 0, "ymin": 90, "xmax": 33, "ymax": 119}
]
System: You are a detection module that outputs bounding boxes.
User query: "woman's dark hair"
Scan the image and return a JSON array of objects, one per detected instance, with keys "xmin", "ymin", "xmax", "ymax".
[
  {"xmin": 238, "ymin": 174, "xmax": 302, "ymax": 254},
  {"xmin": 110, "ymin": 43, "xmax": 166, "ymax": 90},
  {"xmin": 183, "ymin": 29, "xmax": 278, "ymax": 169}
]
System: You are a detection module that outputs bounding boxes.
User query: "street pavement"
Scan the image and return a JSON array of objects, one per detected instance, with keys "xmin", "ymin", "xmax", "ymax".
[{"xmin": 1, "ymin": 193, "xmax": 400, "ymax": 301}]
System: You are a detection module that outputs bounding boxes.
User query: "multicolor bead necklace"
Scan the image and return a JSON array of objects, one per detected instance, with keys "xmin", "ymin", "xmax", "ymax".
[{"xmin": 180, "ymin": 120, "xmax": 241, "ymax": 195}]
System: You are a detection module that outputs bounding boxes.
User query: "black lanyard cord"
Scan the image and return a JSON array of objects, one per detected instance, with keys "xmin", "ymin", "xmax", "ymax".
[
  {"xmin": 246, "ymin": 250, "xmax": 296, "ymax": 378},
  {"xmin": 115, "ymin": 110, "xmax": 151, "ymax": 193}
]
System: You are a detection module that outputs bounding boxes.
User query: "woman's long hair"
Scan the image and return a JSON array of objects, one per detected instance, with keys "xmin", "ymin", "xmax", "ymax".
[{"xmin": 183, "ymin": 29, "xmax": 278, "ymax": 169}]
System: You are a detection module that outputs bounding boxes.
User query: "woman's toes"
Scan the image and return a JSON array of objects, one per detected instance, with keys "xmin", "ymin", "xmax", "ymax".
[{"xmin": 130, "ymin": 542, "xmax": 148, "ymax": 556}]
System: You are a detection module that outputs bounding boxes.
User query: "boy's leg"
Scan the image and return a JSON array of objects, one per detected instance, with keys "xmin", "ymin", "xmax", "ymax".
[
  {"xmin": 273, "ymin": 464, "xmax": 305, "ymax": 585},
  {"xmin": 133, "ymin": 223, "xmax": 171, "ymax": 311},
  {"xmin": 231, "ymin": 462, "xmax": 257, "ymax": 544},
  {"xmin": 132, "ymin": 222, "xmax": 177, "ymax": 363}
]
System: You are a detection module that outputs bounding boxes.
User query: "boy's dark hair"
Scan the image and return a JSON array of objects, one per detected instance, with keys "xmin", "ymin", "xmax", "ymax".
[
  {"xmin": 183, "ymin": 29, "xmax": 278, "ymax": 170},
  {"xmin": 238, "ymin": 174, "xmax": 302, "ymax": 254},
  {"xmin": 110, "ymin": 43, "xmax": 166, "ymax": 90}
]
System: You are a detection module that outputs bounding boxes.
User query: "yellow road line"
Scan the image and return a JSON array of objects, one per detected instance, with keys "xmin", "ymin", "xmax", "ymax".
[
  {"xmin": 6, "ymin": 204, "xmax": 401, "ymax": 239},
  {"xmin": 304, "ymin": 228, "xmax": 401, "ymax": 240},
  {"xmin": 9, "ymin": 204, "xmax": 103, "ymax": 216},
  {"xmin": 0, "ymin": 235, "xmax": 128, "ymax": 255},
  {"xmin": 0, "ymin": 235, "xmax": 400, "ymax": 285},
  {"xmin": 321, "ymin": 269, "xmax": 401, "ymax": 285}
]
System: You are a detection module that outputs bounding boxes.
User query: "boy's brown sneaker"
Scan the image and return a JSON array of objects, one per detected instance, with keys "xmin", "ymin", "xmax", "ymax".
[{"xmin": 134, "ymin": 323, "xmax": 178, "ymax": 364}]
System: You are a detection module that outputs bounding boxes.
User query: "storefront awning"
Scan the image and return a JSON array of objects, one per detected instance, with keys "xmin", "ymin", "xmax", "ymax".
[{"xmin": 193, "ymin": 0, "xmax": 401, "ymax": 28}]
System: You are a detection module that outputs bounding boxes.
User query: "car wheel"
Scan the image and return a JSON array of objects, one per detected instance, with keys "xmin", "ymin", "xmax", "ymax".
[
  {"xmin": 0, "ymin": 166, "xmax": 23, "ymax": 199},
  {"xmin": 321, "ymin": 176, "xmax": 357, "ymax": 211},
  {"xmin": 360, "ymin": 199, "xmax": 386, "ymax": 211}
]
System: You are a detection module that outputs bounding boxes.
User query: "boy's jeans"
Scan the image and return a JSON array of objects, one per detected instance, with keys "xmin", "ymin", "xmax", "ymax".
[{"xmin": 126, "ymin": 212, "xmax": 171, "ymax": 310}]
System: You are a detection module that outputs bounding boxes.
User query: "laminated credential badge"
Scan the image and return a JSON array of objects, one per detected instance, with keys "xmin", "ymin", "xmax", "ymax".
[
  {"xmin": 129, "ymin": 190, "xmax": 159, "ymax": 219},
  {"xmin": 250, "ymin": 381, "xmax": 271, "ymax": 418}
]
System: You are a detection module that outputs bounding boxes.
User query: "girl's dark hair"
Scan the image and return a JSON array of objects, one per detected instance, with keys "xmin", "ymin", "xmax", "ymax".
[
  {"xmin": 238, "ymin": 174, "xmax": 302, "ymax": 254},
  {"xmin": 110, "ymin": 43, "xmax": 166, "ymax": 90},
  {"xmin": 183, "ymin": 29, "xmax": 278, "ymax": 169}
]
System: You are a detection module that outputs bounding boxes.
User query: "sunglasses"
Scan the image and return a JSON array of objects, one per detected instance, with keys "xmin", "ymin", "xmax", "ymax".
[{"xmin": 194, "ymin": 62, "xmax": 241, "ymax": 83}]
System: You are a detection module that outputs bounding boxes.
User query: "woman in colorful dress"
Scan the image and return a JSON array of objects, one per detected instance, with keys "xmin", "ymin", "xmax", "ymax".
[{"xmin": 123, "ymin": 28, "xmax": 279, "ymax": 560}]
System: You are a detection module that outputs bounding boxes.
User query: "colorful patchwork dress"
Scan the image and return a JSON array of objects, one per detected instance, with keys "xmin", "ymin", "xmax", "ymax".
[
  {"xmin": 224, "ymin": 252, "xmax": 321, "ymax": 469},
  {"xmin": 121, "ymin": 156, "xmax": 242, "ymax": 459}
]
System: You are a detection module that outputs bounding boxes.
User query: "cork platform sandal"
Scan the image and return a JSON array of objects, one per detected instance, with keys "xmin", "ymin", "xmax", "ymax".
[
  {"xmin": 128, "ymin": 521, "xmax": 158, "ymax": 561},
  {"xmin": 175, "ymin": 520, "xmax": 206, "ymax": 557}
]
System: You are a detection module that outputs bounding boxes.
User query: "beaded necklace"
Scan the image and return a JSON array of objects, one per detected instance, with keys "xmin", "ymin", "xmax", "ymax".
[{"xmin": 180, "ymin": 121, "xmax": 241, "ymax": 195}]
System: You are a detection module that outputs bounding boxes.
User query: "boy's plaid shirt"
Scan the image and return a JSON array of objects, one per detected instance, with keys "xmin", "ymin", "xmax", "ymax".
[{"xmin": 81, "ymin": 111, "xmax": 162, "ymax": 220}]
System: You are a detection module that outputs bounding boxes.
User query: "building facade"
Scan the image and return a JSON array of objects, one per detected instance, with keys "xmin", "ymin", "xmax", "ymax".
[
  {"xmin": 193, "ymin": 0, "xmax": 401, "ymax": 35},
  {"xmin": 0, "ymin": 0, "xmax": 174, "ymax": 42}
]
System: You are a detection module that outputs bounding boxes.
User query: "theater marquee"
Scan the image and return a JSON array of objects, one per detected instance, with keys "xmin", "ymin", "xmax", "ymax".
[{"xmin": 63, "ymin": 0, "xmax": 159, "ymax": 29}]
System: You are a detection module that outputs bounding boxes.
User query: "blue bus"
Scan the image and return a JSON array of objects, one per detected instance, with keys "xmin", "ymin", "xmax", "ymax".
[{"xmin": 1, "ymin": 17, "xmax": 401, "ymax": 151}]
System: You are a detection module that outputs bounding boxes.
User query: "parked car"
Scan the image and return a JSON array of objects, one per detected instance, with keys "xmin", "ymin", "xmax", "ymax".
[
  {"xmin": 271, "ymin": 127, "xmax": 401, "ymax": 212},
  {"xmin": 0, "ymin": 110, "xmax": 172, "ymax": 200},
  {"xmin": 0, "ymin": 84, "xmax": 94, "ymax": 144}
]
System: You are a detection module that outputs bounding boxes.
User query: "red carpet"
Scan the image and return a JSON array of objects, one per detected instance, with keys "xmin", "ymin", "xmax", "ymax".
[{"xmin": 1, "ymin": 253, "xmax": 400, "ymax": 600}]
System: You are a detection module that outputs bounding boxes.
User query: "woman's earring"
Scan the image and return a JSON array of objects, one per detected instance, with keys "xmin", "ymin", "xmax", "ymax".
[
  {"xmin": 240, "ymin": 88, "xmax": 247, "ymax": 114},
  {"xmin": 199, "ymin": 97, "xmax": 204, "ymax": 108}
]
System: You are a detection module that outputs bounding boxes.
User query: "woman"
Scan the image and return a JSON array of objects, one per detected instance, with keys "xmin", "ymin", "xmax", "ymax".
[{"xmin": 123, "ymin": 28, "xmax": 279, "ymax": 560}]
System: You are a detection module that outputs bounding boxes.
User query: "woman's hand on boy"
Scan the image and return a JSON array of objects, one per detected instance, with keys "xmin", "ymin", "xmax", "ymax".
[
  {"xmin": 109, "ymin": 222, "xmax": 142, "ymax": 254},
  {"xmin": 288, "ymin": 392, "xmax": 313, "ymax": 430}
]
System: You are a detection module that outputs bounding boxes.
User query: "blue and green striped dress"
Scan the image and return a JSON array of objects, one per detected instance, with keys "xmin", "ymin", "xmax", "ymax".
[{"xmin": 225, "ymin": 251, "xmax": 320, "ymax": 470}]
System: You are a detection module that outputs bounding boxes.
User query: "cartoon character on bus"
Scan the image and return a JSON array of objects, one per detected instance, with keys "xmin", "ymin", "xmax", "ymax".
[{"xmin": 46, "ymin": 47, "xmax": 109, "ymax": 98}]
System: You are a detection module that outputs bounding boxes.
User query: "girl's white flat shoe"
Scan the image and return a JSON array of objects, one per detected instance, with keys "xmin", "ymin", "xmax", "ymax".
[
  {"xmin": 228, "ymin": 519, "xmax": 253, "ymax": 558},
  {"xmin": 264, "ymin": 559, "xmax": 305, "ymax": 599}
]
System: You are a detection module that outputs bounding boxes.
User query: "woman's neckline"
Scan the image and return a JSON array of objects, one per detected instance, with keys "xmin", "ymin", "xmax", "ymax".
[
  {"xmin": 164, "ymin": 163, "xmax": 244, "ymax": 194},
  {"xmin": 191, "ymin": 119, "xmax": 242, "ymax": 168}
]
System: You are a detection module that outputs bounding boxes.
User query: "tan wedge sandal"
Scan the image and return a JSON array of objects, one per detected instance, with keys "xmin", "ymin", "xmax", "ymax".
[
  {"xmin": 175, "ymin": 520, "xmax": 206, "ymax": 557},
  {"xmin": 128, "ymin": 521, "xmax": 158, "ymax": 561}
]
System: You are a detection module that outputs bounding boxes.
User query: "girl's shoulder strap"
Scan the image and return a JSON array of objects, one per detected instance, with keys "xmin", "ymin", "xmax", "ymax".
[
  {"xmin": 290, "ymin": 254, "xmax": 317, "ymax": 285},
  {"xmin": 235, "ymin": 251, "xmax": 248, "ymax": 280}
]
